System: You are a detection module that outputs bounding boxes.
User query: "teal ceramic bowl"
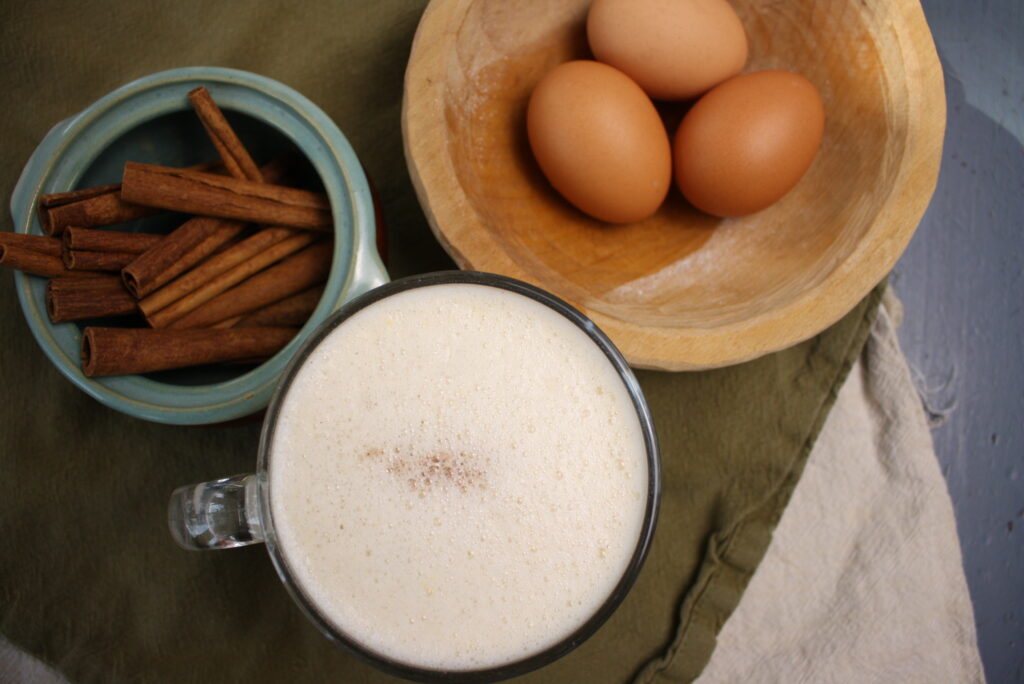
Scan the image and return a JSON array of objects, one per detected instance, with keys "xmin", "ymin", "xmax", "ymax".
[{"xmin": 9, "ymin": 67, "xmax": 388, "ymax": 424}]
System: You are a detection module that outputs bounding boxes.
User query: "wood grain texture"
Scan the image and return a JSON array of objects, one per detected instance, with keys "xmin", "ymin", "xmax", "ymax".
[{"xmin": 403, "ymin": 0, "xmax": 946, "ymax": 370}]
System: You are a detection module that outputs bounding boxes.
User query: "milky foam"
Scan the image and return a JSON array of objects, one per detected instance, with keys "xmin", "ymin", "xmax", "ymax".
[{"xmin": 269, "ymin": 283, "xmax": 648, "ymax": 671}]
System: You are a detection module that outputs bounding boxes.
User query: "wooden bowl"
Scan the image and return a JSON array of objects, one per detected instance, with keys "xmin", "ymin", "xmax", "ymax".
[{"xmin": 402, "ymin": 0, "xmax": 944, "ymax": 370}]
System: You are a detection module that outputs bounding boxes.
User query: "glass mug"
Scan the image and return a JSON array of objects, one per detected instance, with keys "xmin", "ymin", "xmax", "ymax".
[{"xmin": 169, "ymin": 271, "xmax": 661, "ymax": 682}]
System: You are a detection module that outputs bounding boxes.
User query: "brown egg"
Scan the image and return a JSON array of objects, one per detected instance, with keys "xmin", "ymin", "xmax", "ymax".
[
  {"xmin": 527, "ymin": 60, "xmax": 672, "ymax": 224},
  {"xmin": 587, "ymin": 0, "xmax": 748, "ymax": 101},
  {"xmin": 674, "ymin": 70, "xmax": 825, "ymax": 218}
]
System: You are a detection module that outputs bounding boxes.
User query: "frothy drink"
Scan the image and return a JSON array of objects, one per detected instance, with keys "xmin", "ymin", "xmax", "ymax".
[{"xmin": 269, "ymin": 282, "xmax": 650, "ymax": 672}]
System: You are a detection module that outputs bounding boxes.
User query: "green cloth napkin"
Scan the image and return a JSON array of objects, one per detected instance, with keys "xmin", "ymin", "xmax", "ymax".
[{"xmin": 0, "ymin": 2, "xmax": 882, "ymax": 682}]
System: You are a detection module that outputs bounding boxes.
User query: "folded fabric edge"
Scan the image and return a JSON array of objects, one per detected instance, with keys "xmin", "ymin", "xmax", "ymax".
[
  {"xmin": 633, "ymin": 282, "xmax": 887, "ymax": 684},
  {"xmin": 0, "ymin": 637, "xmax": 67, "ymax": 684}
]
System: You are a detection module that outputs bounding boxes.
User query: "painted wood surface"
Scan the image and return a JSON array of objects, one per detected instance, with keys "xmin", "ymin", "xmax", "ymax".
[{"xmin": 893, "ymin": 0, "xmax": 1023, "ymax": 680}]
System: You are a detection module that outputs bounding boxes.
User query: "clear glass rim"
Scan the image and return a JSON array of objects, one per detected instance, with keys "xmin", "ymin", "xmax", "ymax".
[{"xmin": 256, "ymin": 270, "xmax": 662, "ymax": 683}]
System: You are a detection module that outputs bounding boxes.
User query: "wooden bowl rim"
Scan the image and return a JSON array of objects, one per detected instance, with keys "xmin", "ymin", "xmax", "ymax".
[{"xmin": 402, "ymin": 0, "xmax": 946, "ymax": 370}]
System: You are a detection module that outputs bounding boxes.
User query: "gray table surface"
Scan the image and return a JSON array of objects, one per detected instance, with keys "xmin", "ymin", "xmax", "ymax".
[{"xmin": 891, "ymin": 0, "xmax": 1023, "ymax": 681}]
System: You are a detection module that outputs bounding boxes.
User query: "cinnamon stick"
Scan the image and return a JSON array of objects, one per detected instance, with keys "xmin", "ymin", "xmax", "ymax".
[
  {"xmin": 142, "ymin": 229, "xmax": 317, "ymax": 325},
  {"xmin": 188, "ymin": 87, "xmax": 263, "ymax": 182},
  {"xmin": 0, "ymin": 233, "xmax": 62, "ymax": 257},
  {"xmin": 47, "ymin": 278, "xmax": 138, "ymax": 323},
  {"xmin": 38, "ymin": 183, "xmax": 158, "ymax": 236},
  {"xmin": 81, "ymin": 326, "xmax": 298, "ymax": 377},
  {"xmin": 63, "ymin": 227, "xmax": 164, "ymax": 254},
  {"xmin": 120, "ymin": 158, "xmax": 289, "ymax": 299},
  {"xmin": 38, "ymin": 161, "xmax": 223, "ymax": 236},
  {"xmin": 221, "ymin": 285, "xmax": 325, "ymax": 328},
  {"xmin": 65, "ymin": 250, "xmax": 139, "ymax": 272},
  {"xmin": 170, "ymin": 241, "xmax": 332, "ymax": 329},
  {"xmin": 0, "ymin": 243, "xmax": 102, "ymax": 279},
  {"xmin": 48, "ymin": 274, "xmax": 124, "ymax": 291},
  {"xmin": 120, "ymin": 163, "xmax": 332, "ymax": 232},
  {"xmin": 138, "ymin": 91, "xmax": 317, "ymax": 326},
  {"xmin": 139, "ymin": 97, "xmax": 295, "ymax": 323},
  {"xmin": 138, "ymin": 226, "xmax": 296, "ymax": 316},
  {"xmin": 121, "ymin": 217, "xmax": 245, "ymax": 298},
  {"xmin": 40, "ymin": 184, "xmax": 120, "ymax": 207}
]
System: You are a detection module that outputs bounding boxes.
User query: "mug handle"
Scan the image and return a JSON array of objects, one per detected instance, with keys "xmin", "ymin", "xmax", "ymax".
[{"xmin": 168, "ymin": 474, "xmax": 264, "ymax": 550}]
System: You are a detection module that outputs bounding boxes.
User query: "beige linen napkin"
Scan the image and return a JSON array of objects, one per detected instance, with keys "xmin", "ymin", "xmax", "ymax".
[{"xmin": 696, "ymin": 297, "xmax": 984, "ymax": 683}]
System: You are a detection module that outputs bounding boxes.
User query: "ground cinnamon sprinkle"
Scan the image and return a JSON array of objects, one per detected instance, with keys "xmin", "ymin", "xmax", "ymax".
[{"xmin": 380, "ymin": 449, "xmax": 487, "ymax": 493}]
